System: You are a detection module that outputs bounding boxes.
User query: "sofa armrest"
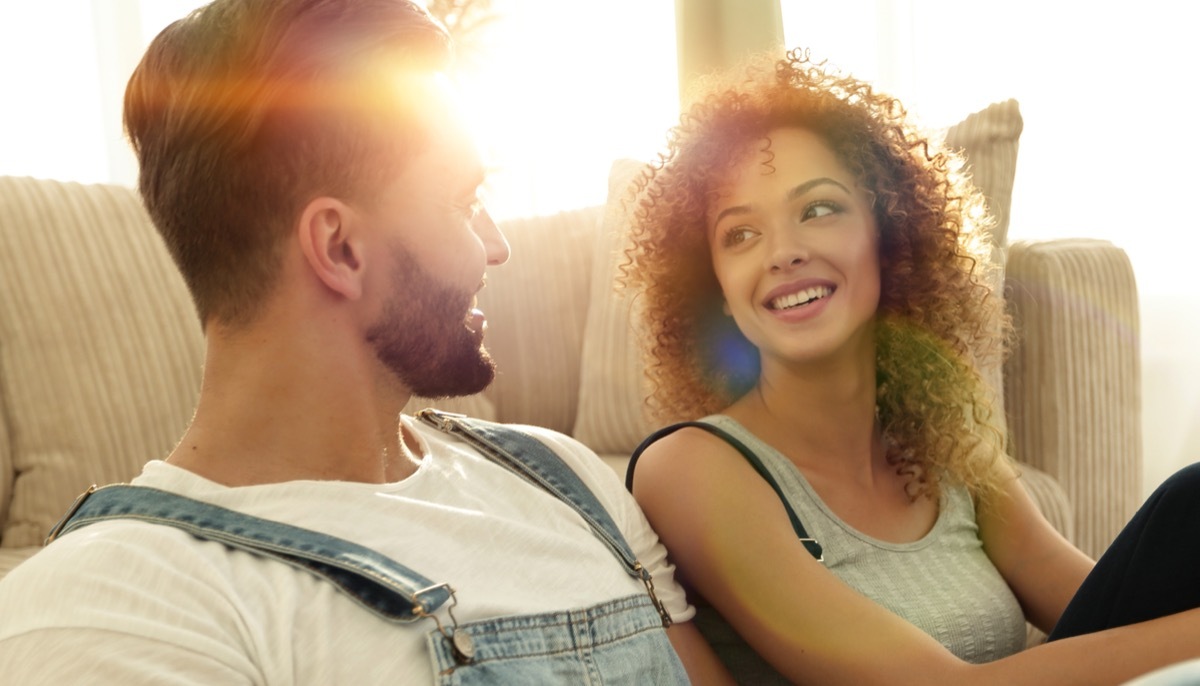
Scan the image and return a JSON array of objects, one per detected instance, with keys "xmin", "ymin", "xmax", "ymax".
[{"xmin": 1003, "ymin": 238, "xmax": 1142, "ymax": 559}]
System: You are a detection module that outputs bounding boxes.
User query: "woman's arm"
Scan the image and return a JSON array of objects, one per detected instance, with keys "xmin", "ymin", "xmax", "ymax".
[
  {"xmin": 632, "ymin": 427, "xmax": 978, "ymax": 685},
  {"xmin": 977, "ymin": 459, "xmax": 1095, "ymax": 633},
  {"xmin": 633, "ymin": 428, "xmax": 1200, "ymax": 685},
  {"xmin": 666, "ymin": 621, "xmax": 736, "ymax": 685}
]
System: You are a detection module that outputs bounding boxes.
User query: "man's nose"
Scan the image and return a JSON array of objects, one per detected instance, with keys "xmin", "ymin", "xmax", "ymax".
[{"xmin": 473, "ymin": 208, "xmax": 510, "ymax": 266}]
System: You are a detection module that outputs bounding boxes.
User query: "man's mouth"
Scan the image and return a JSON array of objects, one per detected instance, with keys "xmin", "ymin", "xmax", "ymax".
[
  {"xmin": 768, "ymin": 285, "xmax": 834, "ymax": 311},
  {"xmin": 465, "ymin": 307, "xmax": 486, "ymax": 335},
  {"xmin": 465, "ymin": 289, "xmax": 487, "ymax": 335}
]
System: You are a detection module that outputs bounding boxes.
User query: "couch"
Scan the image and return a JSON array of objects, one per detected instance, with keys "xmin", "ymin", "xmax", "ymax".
[{"xmin": 0, "ymin": 100, "xmax": 1142, "ymax": 583}]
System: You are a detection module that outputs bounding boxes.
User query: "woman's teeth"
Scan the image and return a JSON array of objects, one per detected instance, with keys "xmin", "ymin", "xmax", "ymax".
[{"xmin": 770, "ymin": 286, "xmax": 832, "ymax": 310}]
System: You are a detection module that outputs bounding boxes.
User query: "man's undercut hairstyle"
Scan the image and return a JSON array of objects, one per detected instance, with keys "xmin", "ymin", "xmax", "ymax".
[{"xmin": 124, "ymin": 0, "xmax": 453, "ymax": 327}]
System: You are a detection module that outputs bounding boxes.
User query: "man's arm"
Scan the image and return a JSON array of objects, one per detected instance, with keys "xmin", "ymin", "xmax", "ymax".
[
  {"xmin": 0, "ymin": 525, "xmax": 262, "ymax": 684},
  {"xmin": 0, "ymin": 629, "xmax": 253, "ymax": 685}
]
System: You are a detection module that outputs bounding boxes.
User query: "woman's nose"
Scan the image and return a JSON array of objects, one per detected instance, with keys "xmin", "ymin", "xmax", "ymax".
[{"xmin": 767, "ymin": 235, "xmax": 809, "ymax": 272}]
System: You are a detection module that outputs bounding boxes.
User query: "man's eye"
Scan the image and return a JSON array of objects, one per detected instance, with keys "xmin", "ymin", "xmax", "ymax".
[
  {"xmin": 801, "ymin": 201, "xmax": 842, "ymax": 221},
  {"xmin": 460, "ymin": 198, "xmax": 484, "ymax": 218}
]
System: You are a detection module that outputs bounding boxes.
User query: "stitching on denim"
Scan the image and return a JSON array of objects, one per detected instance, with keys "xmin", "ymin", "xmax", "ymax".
[
  {"xmin": 432, "ymin": 596, "xmax": 671, "ymax": 675},
  {"xmin": 61, "ymin": 510, "xmax": 441, "ymax": 622},
  {"xmin": 434, "ymin": 623, "xmax": 668, "ymax": 671}
]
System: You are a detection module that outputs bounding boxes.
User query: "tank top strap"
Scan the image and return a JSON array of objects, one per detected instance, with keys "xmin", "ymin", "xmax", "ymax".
[{"xmin": 628, "ymin": 418, "xmax": 823, "ymax": 561}]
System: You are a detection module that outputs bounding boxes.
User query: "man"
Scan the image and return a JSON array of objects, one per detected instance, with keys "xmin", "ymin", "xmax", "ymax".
[{"xmin": 0, "ymin": 1, "xmax": 728, "ymax": 682}]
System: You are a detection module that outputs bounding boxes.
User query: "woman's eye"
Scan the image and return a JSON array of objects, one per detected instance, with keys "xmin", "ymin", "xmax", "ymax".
[
  {"xmin": 722, "ymin": 226, "xmax": 756, "ymax": 247},
  {"xmin": 800, "ymin": 200, "xmax": 842, "ymax": 222}
]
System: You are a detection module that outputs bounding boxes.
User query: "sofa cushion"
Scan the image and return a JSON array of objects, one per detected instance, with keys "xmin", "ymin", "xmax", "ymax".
[
  {"xmin": 573, "ymin": 101, "xmax": 1025, "ymax": 457},
  {"xmin": 0, "ymin": 176, "xmax": 205, "ymax": 548},
  {"xmin": 572, "ymin": 160, "xmax": 657, "ymax": 453},
  {"xmin": 943, "ymin": 99, "xmax": 1023, "ymax": 251},
  {"xmin": 477, "ymin": 207, "xmax": 603, "ymax": 432},
  {"xmin": 943, "ymin": 99, "xmax": 1024, "ymax": 424}
]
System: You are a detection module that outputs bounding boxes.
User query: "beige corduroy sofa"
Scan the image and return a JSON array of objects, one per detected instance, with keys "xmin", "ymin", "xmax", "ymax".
[{"xmin": 0, "ymin": 100, "xmax": 1141, "ymax": 583}]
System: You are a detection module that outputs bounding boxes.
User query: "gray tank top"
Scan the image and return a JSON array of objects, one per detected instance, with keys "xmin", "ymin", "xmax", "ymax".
[{"xmin": 692, "ymin": 415, "xmax": 1027, "ymax": 681}]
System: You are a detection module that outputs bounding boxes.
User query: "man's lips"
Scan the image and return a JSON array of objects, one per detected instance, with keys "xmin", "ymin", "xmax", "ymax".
[
  {"xmin": 465, "ymin": 307, "xmax": 486, "ymax": 334},
  {"xmin": 465, "ymin": 285, "xmax": 487, "ymax": 335}
]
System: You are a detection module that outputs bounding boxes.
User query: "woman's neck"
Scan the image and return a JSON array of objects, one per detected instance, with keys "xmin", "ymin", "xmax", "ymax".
[{"xmin": 726, "ymin": 347, "xmax": 881, "ymax": 478}]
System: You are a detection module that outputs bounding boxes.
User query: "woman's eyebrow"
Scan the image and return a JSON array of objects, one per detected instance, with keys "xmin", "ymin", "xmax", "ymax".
[
  {"xmin": 713, "ymin": 203, "xmax": 752, "ymax": 227},
  {"xmin": 713, "ymin": 176, "xmax": 851, "ymax": 226},
  {"xmin": 786, "ymin": 177, "xmax": 851, "ymax": 201}
]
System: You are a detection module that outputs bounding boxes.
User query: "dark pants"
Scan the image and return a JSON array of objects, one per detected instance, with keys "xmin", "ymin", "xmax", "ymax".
[{"xmin": 1048, "ymin": 462, "xmax": 1200, "ymax": 641}]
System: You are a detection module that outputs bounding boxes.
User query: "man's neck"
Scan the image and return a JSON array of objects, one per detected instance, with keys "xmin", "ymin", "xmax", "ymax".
[{"xmin": 166, "ymin": 320, "xmax": 419, "ymax": 487}]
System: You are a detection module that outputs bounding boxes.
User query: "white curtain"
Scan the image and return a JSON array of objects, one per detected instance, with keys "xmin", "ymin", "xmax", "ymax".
[
  {"xmin": 675, "ymin": 0, "xmax": 783, "ymax": 103},
  {"xmin": 780, "ymin": 0, "xmax": 1200, "ymax": 497},
  {"xmin": 0, "ymin": 1, "xmax": 205, "ymax": 186}
]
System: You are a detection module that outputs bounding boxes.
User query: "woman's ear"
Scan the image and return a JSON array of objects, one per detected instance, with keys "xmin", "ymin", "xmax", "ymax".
[{"xmin": 297, "ymin": 197, "xmax": 365, "ymax": 301}]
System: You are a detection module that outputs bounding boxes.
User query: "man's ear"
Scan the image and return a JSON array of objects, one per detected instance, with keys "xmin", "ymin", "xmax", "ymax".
[{"xmin": 297, "ymin": 197, "xmax": 365, "ymax": 301}]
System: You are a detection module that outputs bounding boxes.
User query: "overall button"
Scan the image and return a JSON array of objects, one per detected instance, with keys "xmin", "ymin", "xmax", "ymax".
[{"xmin": 451, "ymin": 629, "xmax": 475, "ymax": 663}]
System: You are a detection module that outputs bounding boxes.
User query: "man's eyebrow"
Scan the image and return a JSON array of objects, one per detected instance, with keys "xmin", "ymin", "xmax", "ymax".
[
  {"xmin": 459, "ymin": 163, "xmax": 486, "ymax": 195},
  {"xmin": 713, "ymin": 177, "xmax": 852, "ymax": 226}
]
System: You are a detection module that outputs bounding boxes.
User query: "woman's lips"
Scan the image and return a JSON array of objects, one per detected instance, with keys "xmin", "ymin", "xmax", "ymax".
[{"xmin": 767, "ymin": 285, "xmax": 834, "ymax": 311}]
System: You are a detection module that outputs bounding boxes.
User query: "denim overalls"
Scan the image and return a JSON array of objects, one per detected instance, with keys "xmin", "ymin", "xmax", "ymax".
[{"xmin": 46, "ymin": 410, "xmax": 689, "ymax": 684}]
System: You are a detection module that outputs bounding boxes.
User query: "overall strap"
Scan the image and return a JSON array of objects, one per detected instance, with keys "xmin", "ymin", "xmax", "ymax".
[
  {"xmin": 627, "ymin": 420, "xmax": 824, "ymax": 562},
  {"xmin": 416, "ymin": 409, "xmax": 674, "ymax": 625},
  {"xmin": 45, "ymin": 484, "xmax": 453, "ymax": 622}
]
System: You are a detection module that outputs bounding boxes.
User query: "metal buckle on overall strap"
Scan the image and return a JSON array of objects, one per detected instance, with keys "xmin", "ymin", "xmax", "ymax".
[
  {"xmin": 45, "ymin": 484, "xmax": 99, "ymax": 544},
  {"xmin": 413, "ymin": 583, "xmax": 475, "ymax": 665}
]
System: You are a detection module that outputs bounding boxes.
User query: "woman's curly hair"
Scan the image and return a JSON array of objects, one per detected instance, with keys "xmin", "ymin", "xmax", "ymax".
[{"xmin": 621, "ymin": 49, "xmax": 1013, "ymax": 502}]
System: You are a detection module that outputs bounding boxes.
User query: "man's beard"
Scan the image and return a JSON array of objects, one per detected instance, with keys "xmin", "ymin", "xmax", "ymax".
[{"xmin": 365, "ymin": 243, "xmax": 496, "ymax": 398}]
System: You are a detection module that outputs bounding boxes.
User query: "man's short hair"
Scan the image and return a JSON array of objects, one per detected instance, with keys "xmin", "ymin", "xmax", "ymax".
[{"xmin": 124, "ymin": 0, "xmax": 452, "ymax": 327}]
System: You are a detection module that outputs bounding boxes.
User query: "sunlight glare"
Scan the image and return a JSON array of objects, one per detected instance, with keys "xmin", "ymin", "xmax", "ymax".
[{"xmin": 448, "ymin": 0, "xmax": 678, "ymax": 220}]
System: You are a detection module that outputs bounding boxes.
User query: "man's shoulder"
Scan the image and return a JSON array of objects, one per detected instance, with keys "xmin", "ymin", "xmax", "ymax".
[
  {"xmin": 0, "ymin": 518, "xmax": 214, "ymax": 594},
  {"xmin": 497, "ymin": 422, "xmax": 588, "ymax": 454},
  {"xmin": 416, "ymin": 415, "xmax": 633, "ymax": 513},
  {"xmin": 0, "ymin": 517, "xmax": 275, "ymax": 680},
  {"xmin": 411, "ymin": 414, "xmax": 605, "ymax": 474},
  {"xmin": 0, "ymin": 520, "xmax": 229, "ymax": 639},
  {"xmin": 489, "ymin": 422, "xmax": 620, "ymax": 483}
]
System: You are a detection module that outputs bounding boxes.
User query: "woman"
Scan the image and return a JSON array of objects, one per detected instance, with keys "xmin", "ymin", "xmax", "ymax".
[{"xmin": 623, "ymin": 49, "xmax": 1200, "ymax": 685}]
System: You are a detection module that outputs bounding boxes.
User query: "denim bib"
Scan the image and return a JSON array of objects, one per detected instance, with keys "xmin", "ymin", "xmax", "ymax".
[{"xmin": 46, "ymin": 409, "xmax": 688, "ymax": 684}]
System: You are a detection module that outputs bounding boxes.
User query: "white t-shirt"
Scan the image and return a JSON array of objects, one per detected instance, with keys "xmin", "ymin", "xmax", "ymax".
[{"xmin": 0, "ymin": 416, "xmax": 692, "ymax": 684}]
